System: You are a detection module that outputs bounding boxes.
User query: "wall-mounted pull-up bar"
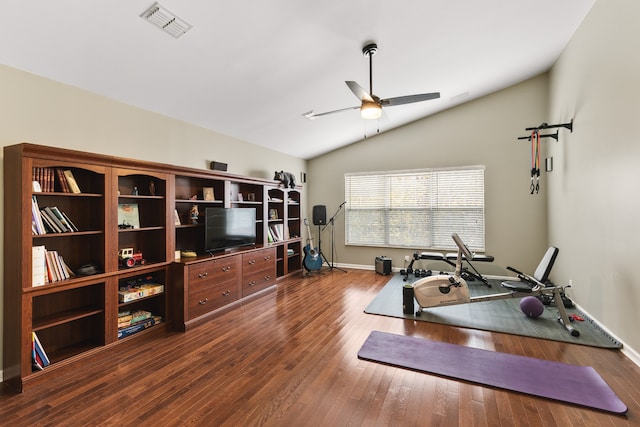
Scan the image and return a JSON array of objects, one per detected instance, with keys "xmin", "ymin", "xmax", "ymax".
[
  {"xmin": 517, "ymin": 119, "xmax": 573, "ymax": 141},
  {"xmin": 516, "ymin": 118, "xmax": 573, "ymax": 195},
  {"xmin": 517, "ymin": 130, "xmax": 558, "ymax": 141},
  {"xmin": 525, "ymin": 118, "xmax": 573, "ymax": 132}
]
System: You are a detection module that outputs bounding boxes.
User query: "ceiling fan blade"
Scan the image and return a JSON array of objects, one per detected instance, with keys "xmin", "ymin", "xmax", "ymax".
[
  {"xmin": 346, "ymin": 81, "xmax": 374, "ymax": 102},
  {"xmin": 381, "ymin": 92, "xmax": 440, "ymax": 106},
  {"xmin": 302, "ymin": 105, "xmax": 360, "ymax": 120}
]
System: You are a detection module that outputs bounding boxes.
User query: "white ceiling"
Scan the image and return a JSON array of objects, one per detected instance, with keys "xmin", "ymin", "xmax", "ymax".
[{"xmin": 1, "ymin": 1, "xmax": 595, "ymax": 160}]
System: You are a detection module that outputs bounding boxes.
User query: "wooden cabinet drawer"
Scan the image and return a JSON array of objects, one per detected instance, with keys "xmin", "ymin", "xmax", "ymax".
[
  {"xmin": 242, "ymin": 248, "xmax": 276, "ymax": 276},
  {"xmin": 188, "ymin": 280, "xmax": 239, "ymax": 320},
  {"xmin": 186, "ymin": 256, "xmax": 240, "ymax": 320},
  {"xmin": 187, "ymin": 256, "xmax": 240, "ymax": 288},
  {"xmin": 242, "ymin": 268, "xmax": 276, "ymax": 296}
]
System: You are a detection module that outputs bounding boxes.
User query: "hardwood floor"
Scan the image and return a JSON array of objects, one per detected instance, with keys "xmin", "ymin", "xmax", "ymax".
[{"xmin": 1, "ymin": 269, "xmax": 638, "ymax": 426}]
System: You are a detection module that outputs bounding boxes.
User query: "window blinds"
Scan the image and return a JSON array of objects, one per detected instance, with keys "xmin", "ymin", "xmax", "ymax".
[{"xmin": 344, "ymin": 166, "xmax": 485, "ymax": 251}]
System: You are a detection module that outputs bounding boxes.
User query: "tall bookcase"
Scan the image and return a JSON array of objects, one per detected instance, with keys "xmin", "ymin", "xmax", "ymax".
[{"xmin": 3, "ymin": 143, "xmax": 303, "ymax": 391}]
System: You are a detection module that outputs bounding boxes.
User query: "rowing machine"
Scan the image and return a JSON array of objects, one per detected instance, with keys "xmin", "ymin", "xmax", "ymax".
[{"xmin": 412, "ymin": 234, "xmax": 579, "ymax": 337}]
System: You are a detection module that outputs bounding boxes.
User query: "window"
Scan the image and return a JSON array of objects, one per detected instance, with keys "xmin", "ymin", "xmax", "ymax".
[{"xmin": 344, "ymin": 166, "xmax": 485, "ymax": 251}]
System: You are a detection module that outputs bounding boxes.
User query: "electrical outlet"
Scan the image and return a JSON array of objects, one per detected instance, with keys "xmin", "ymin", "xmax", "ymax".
[{"xmin": 404, "ymin": 255, "xmax": 410, "ymax": 262}]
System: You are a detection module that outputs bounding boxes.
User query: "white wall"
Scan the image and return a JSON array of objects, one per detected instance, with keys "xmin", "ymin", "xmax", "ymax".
[
  {"xmin": 0, "ymin": 64, "xmax": 306, "ymax": 379},
  {"xmin": 547, "ymin": 0, "xmax": 640, "ymax": 355},
  {"xmin": 307, "ymin": 75, "xmax": 550, "ymax": 274}
]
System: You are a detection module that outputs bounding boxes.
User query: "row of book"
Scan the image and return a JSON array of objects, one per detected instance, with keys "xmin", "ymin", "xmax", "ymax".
[
  {"xmin": 32, "ymin": 331, "xmax": 50, "ymax": 371},
  {"xmin": 32, "ymin": 167, "xmax": 81, "ymax": 193},
  {"xmin": 117, "ymin": 310, "xmax": 162, "ymax": 339},
  {"xmin": 32, "ymin": 196, "xmax": 79, "ymax": 235},
  {"xmin": 267, "ymin": 223, "xmax": 288, "ymax": 242},
  {"xmin": 32, "ymin": 245, "xmax": 75, "ymax": 286}
]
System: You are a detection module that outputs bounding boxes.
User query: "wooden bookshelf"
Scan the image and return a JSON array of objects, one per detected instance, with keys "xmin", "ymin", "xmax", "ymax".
[{"xmin": 3, "ymin": 143, "xmax": 302, "ymax": 392}]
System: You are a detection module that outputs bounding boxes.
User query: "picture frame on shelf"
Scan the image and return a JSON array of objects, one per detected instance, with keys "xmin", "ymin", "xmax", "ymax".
[
  {"xmin": 203, "ymin": 187, "xmax": 215, "ymax": 201},
  {"xmin": 247, "ymin": 193, "xmax": 256, "ymax": 202},
  {"xmin": 269, "ymin": 208, "xmax": 278, "ymax": 220},
  {"xmin": 174, "ymin": 209, "xmax": 181, "ymax": 225},
  {"xmin": 237, "ymin": 193, "xmax": 244, "ymax": 202},
  {"xmin": 117, "ymin": 204, "xmax": 140, "ymax": 229}
]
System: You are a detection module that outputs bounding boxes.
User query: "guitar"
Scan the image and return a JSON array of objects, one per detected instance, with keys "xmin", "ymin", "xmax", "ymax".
[{"xmin": 303, "ymin": 218, "xmax": 322, "ymax": 271}]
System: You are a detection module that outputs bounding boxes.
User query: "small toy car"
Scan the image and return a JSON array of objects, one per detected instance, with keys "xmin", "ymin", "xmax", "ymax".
[{"xmin": 118, "ymin": 248, "xmax": 146, "ymax": 268}]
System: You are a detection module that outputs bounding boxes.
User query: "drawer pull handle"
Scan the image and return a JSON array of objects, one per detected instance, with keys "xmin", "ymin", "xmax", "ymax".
[
  {"xmin": 222, "ymin": 290, "xmax": 231, "ymax": 296},
  {"xmin": 249, "ymin": 281, "xmax": 256, "ymax": 287},
  {"xmin": 198, "ymin": 272, "xmax": 208, "ymax": 279},
  {"xmin": 249, "ymin": 259, "xmax": 256, "ymax": 265},
  {"xmin": 198, "ymin": 297, "xmax": 208, "ymax": 305},
  {"xmin": 264, "ymin": 275, "xmax": 271, "ymax": 281},
  {"xmin": 264, "ymin": 256, "xmax": 271, "ymax": 260},
  {"xmin": 222, "ymin": 266, "xmax": 231, "ymax": 272}
]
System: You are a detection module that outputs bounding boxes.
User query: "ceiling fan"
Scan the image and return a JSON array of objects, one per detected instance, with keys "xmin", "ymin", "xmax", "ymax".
[{"xmin": 303, "ymin": 42, "xmax": 440, "ymax": 121}]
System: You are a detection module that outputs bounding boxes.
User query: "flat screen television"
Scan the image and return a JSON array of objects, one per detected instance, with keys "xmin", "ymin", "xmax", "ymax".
[{"xmin": 205, "ymin": 207, "xmax": 256, "ymax": 253}]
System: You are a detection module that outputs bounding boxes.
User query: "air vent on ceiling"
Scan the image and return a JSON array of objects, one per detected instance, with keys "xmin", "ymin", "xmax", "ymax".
[{"xmin": 140, "ymin": 2, "xmax": 192, "ymax": 38}]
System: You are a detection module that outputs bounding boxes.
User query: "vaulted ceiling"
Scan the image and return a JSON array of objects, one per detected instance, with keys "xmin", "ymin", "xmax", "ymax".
[{"xmin": 1, "ymin": 1, "xmax": 595, "ymax": 159}]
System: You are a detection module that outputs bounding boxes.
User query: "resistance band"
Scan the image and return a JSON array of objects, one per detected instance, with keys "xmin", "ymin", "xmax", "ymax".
[{"xmin": 530, "ymin": 130, "xmax": 540, "ymax": 194}]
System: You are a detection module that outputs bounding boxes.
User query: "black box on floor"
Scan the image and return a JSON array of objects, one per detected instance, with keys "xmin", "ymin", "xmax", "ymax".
[{"xmin": 375, "ymin": 256, "xmax": 392, "ymax": 275}]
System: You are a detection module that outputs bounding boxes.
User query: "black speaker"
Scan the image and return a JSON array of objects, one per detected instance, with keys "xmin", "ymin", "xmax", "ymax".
[
  {"xmin": 312, "ymin": 205, "xmax": 326, "ymax": 225},
  {"xmin": 209, "ymin": 161, "xmax": 228, "ymax": 171}
]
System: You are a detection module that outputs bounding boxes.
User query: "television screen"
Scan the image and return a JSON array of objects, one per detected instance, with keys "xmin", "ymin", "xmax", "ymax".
[{"xmin": 205, "ymin": 208, "xmax": 256, "ymax": 253}]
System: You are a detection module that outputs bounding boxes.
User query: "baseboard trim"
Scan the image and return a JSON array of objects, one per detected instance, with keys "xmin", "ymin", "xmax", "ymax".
[{"xmin": 573, "ymin": 302, "xmax": 640, "ymax": 368}]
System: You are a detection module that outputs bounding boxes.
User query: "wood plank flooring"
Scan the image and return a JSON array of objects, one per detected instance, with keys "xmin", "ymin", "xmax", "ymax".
[{"xmin": 1, "ymin": 269, "xmax": 639, "ymax": 426}]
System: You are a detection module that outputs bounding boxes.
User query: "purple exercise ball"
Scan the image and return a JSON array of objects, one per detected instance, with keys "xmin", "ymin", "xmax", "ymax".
[{"xmin": 520, "ymin": 296, "xmax": 544, "ymax": 318}]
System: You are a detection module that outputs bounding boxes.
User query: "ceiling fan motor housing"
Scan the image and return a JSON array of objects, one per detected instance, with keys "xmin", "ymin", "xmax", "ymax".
[{"xmin": 362, "ymin": 43, "xmax": 378, "ymax": 57}]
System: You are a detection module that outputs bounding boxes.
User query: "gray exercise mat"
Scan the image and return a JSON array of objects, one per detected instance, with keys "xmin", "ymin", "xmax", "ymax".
[{"xmin": 364, "ymin": 274, "xmax": 621, "ymax": 348}]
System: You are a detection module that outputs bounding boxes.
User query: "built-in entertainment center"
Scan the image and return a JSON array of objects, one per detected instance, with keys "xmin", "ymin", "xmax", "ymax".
[{"xmin": 3, "ymin": 143, "xmax": 303, "ymax": 392}]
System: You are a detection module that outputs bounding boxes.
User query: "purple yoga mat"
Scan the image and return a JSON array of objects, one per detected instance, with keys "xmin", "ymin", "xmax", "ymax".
[{"xmin": 357, "ymin": 331, "xmax": 627, "ymax": 414}]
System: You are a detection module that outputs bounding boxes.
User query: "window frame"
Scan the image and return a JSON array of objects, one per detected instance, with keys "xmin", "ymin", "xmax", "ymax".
[{"xmin": 344, "ymin": 165, "xmax": 485, "ymax": 251}]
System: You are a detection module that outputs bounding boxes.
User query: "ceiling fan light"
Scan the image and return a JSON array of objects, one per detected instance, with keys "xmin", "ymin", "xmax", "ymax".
[{"xmin": 361, "ymin": 102, "xmax": 382, "ymax": 120}]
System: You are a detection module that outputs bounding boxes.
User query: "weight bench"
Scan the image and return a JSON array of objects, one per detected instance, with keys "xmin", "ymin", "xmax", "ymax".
[
  {"xmin": 501, "ymin": 246, "xmax": 558, "ymax": 292},
  {"xmin": 401, "ymin": 250, "xmax": 495, "ymax": 287}
]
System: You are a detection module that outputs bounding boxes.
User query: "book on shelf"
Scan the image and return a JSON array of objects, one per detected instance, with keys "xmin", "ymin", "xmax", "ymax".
[
  {"xmin": 55, "ymin": 168, "xmax": 70, "ymax": 193},
  {"xmin": 269, "ymin": 224, "xmax": 285, "ymax": 241},
  {"xmin": 32, "ymin": 245, "xmax": 46, "ymax": 286},
  {"xmin": 117, "ymin": 203, "xmax": 140, "ymax": 229},
  {"xmin": 42, "ymin": 207, "xmax": 71, "ymax": 233},
  {"xmin": 32, "ymin": 199, "xmax": 79, "ymax": 235},
  {"xmin": 32, "ymin": 332, "xmax": 51, "ymax": 368},
  {"xmin": 269, "ymin": 225, "xmax": 279, "ymax": 241},
  {"xmin": 32, "ymin": 335, "xmax": 43, "ymax": 371},
  {"xmin": 48, "ymin": 206, "xmax": 75, "ymax": 231},
  {"xmin": 117, "ymin": 316, "xmax": 162, "ymax": 340},
  {"xmin": 31, "ymin": 167, "xmax": 80, "ymax": 193},
  {"xmin": 31, "ymin": 196, "xmax": 46, "ymax": 235},
  {"xmin": 32, "ymin": 167, "xmax": 53, "ymax": 192},
  {"xmin": 59, "ymin": 210, "xmax": 79, "ymax": 232},
  {"xmin": 63, "ymin": 169, "xmax": 81, "ymax": 193},
  {"xmin": 39, "ymin": 209, "xmax": 61, "ymax": 233},
  {"xmin": 34, "ymin": 246, "xmax": 75, "ymax": 283}
]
